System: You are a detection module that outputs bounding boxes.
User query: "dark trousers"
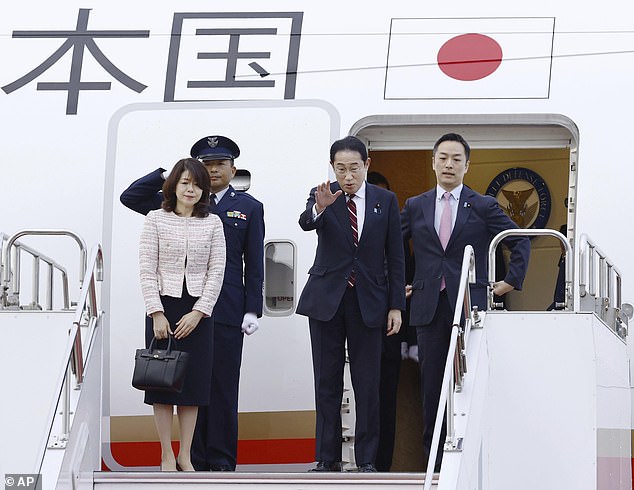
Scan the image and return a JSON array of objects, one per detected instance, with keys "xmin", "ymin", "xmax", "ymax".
[
  {"xmin": 416, "ymin": 290, "xmax": 452, "ymax": 471},
  {"xmin": 309, "ymin": 287, "xmax": 383, "ymax": 466},
  {"xmin": 192, "ymin": 322, "xmax": 244, "ymax": 470},
  {"xmin": 375, "ymin": 332, "xmax": 402, "ymax": 471}
]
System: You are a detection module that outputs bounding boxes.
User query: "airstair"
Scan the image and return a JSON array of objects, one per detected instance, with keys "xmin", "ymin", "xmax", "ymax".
[
  {"xmin": 1, "ymin": 231, "xmax": 104, "ymax": 490},
  {"xmin": 1, "ymin": 228, "xmax": 631, "ymax": 490}
]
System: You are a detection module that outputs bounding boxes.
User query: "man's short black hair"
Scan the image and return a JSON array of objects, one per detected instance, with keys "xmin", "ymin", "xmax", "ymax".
[
  {"xmin": 330, "ymin": 135, "xmax": 368, "ymax": 163},
  {"xmin": 433, "ymin": 133, "xmax": 471, "ymax": 161}
]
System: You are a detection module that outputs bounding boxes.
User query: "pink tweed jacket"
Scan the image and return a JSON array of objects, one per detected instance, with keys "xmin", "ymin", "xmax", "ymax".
[{"xmin": 139, "ymin": 209, "xmax": 226, "ymax": 317}]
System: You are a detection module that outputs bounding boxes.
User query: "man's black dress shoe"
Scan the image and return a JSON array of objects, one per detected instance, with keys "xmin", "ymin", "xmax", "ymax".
[
  {"xmin": 309, "ymin": 461, "xmax": 342, "ymax": 472},
  {"xmin": 210, "ymin": 464, "xmax": 233, "ymax": 471},
  {"xmin": 357, "ymin": 463, "xmax": 378, "ymax": 472}
]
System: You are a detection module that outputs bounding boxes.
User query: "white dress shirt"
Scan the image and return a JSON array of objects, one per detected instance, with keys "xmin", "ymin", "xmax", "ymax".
[{"xmin": 434, "ymin": 184, "xmax": 462, "ymax": 235}]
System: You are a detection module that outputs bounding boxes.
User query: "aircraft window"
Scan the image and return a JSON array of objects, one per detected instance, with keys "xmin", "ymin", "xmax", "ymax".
[
  {"xmin": 232, "ymin": 169, "xmax": 251, "ymax": 191},
  {"xmin": 263, "ymin": 241, "xmax": 296, "ymax": 316}
]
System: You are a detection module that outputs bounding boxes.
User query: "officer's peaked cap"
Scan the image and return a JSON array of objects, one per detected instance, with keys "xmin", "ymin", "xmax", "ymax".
[{"xmin": 190, "ymin": 135, "xmax": 240, "ymax": 161}]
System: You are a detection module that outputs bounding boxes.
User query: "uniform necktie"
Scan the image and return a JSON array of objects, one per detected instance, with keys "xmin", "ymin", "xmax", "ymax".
[
  {"xmin": 209, "ymin": 193, "xmax": 217, "ymax": 213},
  {"xmin": 347, "ymin": 194, "xmax": 358, "ymax": 287},
  {"xmin": 439, "ymin": 191, "xmax": 452, "ymax": 290}
]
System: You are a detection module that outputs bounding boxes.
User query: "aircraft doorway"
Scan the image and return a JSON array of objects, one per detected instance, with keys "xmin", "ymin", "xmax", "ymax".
[
  {"xmin": 369, "ymin": 146, "xmax": 571, "ymax": 311},
  {"xmin": 353, "ymin": 115, "xmax": 577, "ymax": 471}
]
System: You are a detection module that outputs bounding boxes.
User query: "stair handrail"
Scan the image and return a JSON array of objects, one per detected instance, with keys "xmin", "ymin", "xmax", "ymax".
[
  {"xmin": 424, "ymin": 244, "xmax": 477, "ymax": 490},
  {"xmin": 488, "ymin": 228, "xmax": 572, "ymax": 310},
  {"xmin": 578, "ymin": 233, "xmax": 628, "ymax": 337},
  {"xmin": 1, "ymin": 231, "xmax": 72, "ymax": 309},
  {"xmin": 451, "ymin": 245, "xmax": 478, "ymax": 393},
  {"xmin": 424, "ymin": 327, "xmax": 459, "ymax": 490},
  {"xmin": 71, "ymin": 243, "xmax": 104, "ymax": 385},
  {"xmin": 48, "ymin": 242, "xmax": 104, "ymax": 459},
  {"xmin": 578, "ymin": 233, "xmax": 621, "ymax": 304}
]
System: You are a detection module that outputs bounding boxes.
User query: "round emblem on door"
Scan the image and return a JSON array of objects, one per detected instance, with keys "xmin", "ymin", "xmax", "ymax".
[{"xmin": 485, "ymin": 167, "xmax": 551, "ymax": 230}]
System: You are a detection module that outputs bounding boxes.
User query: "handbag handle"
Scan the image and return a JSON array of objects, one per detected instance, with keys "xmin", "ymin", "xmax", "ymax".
[{"xmin": 148, "ymin": 334, "xmax": 177, "ymax": 354}]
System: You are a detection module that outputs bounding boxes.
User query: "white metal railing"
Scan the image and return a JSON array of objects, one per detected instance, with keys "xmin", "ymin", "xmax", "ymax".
[
  {"xmin": 70, "ymin": 243, "xmax": 104, "ymax": 385},
  {"xmin": 2, "ymin": 230, "xmax": 87, "ymax": 310},
  {"xmin": 52, "ymin": 243, "xmax": 104, "ymax": 450},
  {"xmin": 1, "ymin": 230, "xmax": 103, "ymax": 467},
  {"xmin": 424, "ymin": 245, "xmax": 478, "ymax": 490},
  {"xmin": 425, "ymin": 230, "xmax": 568, "ymax": 488},
  {"xmin": 1, "ymin": 232, "xmax": 72, "ymax": 309},
  {"xmin": 488, "ymin": 230, "xmax": 629, "ymax": 336},
  {"xmin": 578, "ymin": 234, "xmax": 629, "ymax": 337},
  {"xmin": 421, "ymin": 230, "xmax": 630, "ymax": 489},
  {"xmin": 488, "ymin": 228, "xmax": 572, "ymax": 311}
]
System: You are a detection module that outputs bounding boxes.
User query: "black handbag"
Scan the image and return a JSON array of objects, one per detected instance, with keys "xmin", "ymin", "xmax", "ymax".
[{"xmin": 132, "ymin": 335, "xmax": 190, "ymax": 393}]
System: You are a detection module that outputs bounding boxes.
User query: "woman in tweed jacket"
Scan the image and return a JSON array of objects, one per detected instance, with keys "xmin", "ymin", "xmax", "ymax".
[{"xmin": 139, "ymin": 158, "xmax": 226, "ymax": 471}]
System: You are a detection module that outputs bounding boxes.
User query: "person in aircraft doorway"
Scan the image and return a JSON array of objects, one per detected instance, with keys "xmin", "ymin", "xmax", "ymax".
[
  {"xmin": 121, "ymin": 135, "xmax": 265, "ymax": 471},
  {"xmin": 401, "ymin": 132, "xmax": 530, "ymax": 472},
  {"xmin": 297, "ymin": 136, "xmax": 406, "ymax": 473},
  {"xmin": 138, "ymin": 158, "xmax": 226, "ymax": 471}
]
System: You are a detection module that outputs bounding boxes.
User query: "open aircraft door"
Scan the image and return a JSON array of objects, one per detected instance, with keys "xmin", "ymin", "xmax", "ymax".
[{"xmin": 101, "ymin": 100, "xmax": 339, "ymax": 469}]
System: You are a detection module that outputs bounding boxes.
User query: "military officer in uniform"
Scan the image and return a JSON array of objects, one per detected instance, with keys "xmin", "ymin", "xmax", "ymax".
[{"xmin": 120, "ymin": 135, "xmax": 265, "ymax": 471}]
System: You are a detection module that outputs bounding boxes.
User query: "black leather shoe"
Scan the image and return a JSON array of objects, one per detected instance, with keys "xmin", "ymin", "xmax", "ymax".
[
  {"xmin": 357, "ymin": 463, "xmax": 378, "ymax": 472},
  {"xmin": 309, "ymin": 461, "xmax": 342, "ymax": 472},
  {"xmin": 210, "ymin": 464, "xmax": 233, "ymax": 471}
]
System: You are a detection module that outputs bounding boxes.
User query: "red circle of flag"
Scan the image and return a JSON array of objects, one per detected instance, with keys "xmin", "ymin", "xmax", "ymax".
[{"xmin": 437, "ymin": 33, "xmax": 503, "ymax": 81}]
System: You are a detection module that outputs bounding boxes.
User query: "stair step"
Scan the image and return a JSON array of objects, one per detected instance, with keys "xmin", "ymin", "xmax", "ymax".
[{"xmin": 94, "ymin": 471, "xmax": 437, "ymax": 489}]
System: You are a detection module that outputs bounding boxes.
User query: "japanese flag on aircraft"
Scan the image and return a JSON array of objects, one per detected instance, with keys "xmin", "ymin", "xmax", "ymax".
[{"xmin": 384, "ymin": 17, "xmax": 555, "ymax": 99}]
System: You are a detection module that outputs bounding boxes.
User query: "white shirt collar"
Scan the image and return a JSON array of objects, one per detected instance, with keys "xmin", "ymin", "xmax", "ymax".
[
  {"xmin": 213, "ymin": 186, "xmax": 230, "ymax": 203},
  {"xmin": 348, "ymin": 181, "xmax": 366, "ymax": 200},
  {"xmin": 436, "ymin": 184, "xmax": 462, "ymax": 202}
]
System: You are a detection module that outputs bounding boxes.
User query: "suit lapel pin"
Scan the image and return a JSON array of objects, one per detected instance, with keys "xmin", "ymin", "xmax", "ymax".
[
  {"xmin": 464, "ymin": 202, "xmax": 471, "ymax": 208},
  {"xmin": 373, "ymin": 202, "xmax": 382, "ymax": 214}
]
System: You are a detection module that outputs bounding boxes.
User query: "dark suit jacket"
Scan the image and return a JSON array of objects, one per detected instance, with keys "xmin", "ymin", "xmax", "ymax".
[
  {"xmin": 120, "ymin": 169, "xmax": 265, "ymax": 326},
  {"xmin": 401, "ymin": 185, "xmax": 530, "ymax": 326},
  {"xmin": 296, "ymin": 182, "xmax": 406, "ymax": 328}
]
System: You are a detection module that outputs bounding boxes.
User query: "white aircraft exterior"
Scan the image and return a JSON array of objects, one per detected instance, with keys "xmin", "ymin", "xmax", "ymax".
[{"xmin": 1, "ymin": 1, "xmax": 634, "ymax": 489}]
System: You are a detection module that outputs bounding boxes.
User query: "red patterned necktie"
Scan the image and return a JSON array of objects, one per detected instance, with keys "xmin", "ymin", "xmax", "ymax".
[
  {"xmin": 347, "ymin": 194, "xmax": 358, "ymax": 287},
  {"xmin": 439, "ymin": 191, "xmax": 452, "ymax": 290}
]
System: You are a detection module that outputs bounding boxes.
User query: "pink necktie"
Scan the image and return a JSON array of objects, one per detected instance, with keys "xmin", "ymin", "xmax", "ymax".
[
  {"xmin": 347, "ymin": 194, "xmax": 358, "ymax": 287},
  {"xmin": 439, "ymin": 192, "xmax": 452, "ymax": 290}
]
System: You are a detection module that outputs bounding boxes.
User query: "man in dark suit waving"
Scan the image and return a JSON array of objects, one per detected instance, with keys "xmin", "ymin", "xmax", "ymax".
[
  {"xmin": 297, "ymin": 136, "xmax": 406, "ymax": 473},
  {"xmin": 401, "ymin": 133, "xmax": 530, "ymax": 471}
]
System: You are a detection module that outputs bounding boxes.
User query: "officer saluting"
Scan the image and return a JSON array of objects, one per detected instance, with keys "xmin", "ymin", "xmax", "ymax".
[{"xmin": 120, "ymin": 135, "xmax": 265, "ymax": 471}]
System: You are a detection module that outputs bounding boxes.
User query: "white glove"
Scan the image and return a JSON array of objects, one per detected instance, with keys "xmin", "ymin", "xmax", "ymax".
[
  {"xmin": 408, "ymin": 344, "xmax": 419, "ymax": 363},
  {"xmin": 400, "ymin": 342, "xmax": 409, "ymax": 360},
  {"xmin": 241, "ymin": 312, "xmax": 259, "ymax": 335}
]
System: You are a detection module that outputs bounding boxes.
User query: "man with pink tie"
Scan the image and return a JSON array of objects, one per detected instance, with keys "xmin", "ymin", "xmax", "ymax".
[{"xmin": 401, "ymin": 133, "xmax": 530, "ymax": 471}]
